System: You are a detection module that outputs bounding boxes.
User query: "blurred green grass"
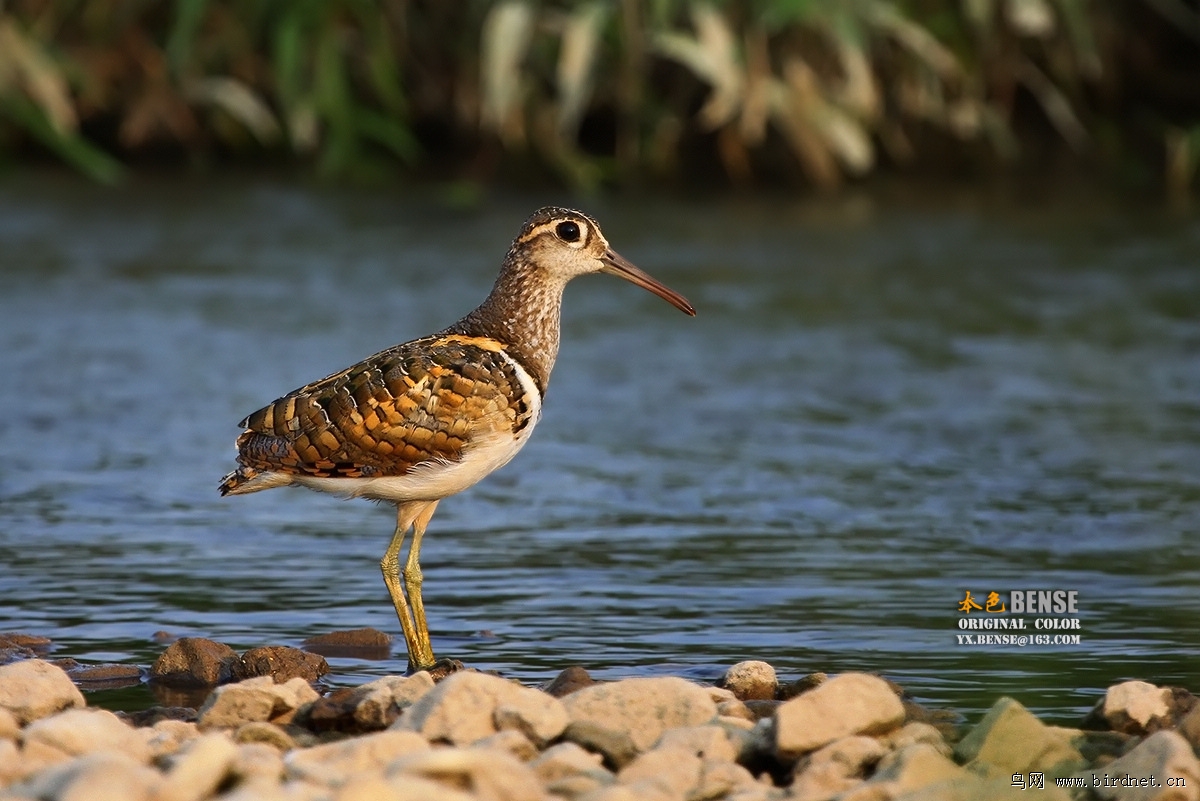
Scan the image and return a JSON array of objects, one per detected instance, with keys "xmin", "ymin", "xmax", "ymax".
[{"xmin": 0, "ymin": 0, "xmax": 1197, "ymax": 192}]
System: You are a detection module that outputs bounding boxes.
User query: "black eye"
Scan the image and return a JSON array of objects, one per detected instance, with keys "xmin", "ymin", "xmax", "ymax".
[{"xmin": 556, "ymin": 221, "xmax": 581, "ymax": 242}]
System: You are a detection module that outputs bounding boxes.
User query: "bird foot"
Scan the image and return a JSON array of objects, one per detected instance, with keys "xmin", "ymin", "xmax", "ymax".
[{"xmin": 408, "ymin": 657, "xmax": 465, "ymax": 681}]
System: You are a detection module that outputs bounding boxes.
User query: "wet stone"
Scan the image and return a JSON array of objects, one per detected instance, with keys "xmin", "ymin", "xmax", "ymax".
[
  {"xmin": 232, "ymin": 646, "xmax": 329, "ymax": 683},
  {"xmin": 121, "ymin": 706, "xmax": 199, "ymax": 727},
  {"xmin": 301, "ymin": 628, "xmax": 392, "ymax": 660},
  {"xmin": 150, "ymin": 638, "xmax": 239, "ymax": 687},
  {"xmin": 61, "ymin": 662, "xmax": 144, "ymax": 689},
  {"xmin": 544, "ymin": 666, "xmax": 597, "ymax": 698}
]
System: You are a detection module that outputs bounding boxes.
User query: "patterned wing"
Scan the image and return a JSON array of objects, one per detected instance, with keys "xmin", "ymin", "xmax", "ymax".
[{"xmin": 229, "ymin": 335, "xmax": 535, "ymax": 481}]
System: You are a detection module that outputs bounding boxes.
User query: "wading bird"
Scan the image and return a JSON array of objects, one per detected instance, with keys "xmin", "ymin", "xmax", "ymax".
[{"xmin": 220, "ymin": 207, "xmax": 695, "ymax": 671}]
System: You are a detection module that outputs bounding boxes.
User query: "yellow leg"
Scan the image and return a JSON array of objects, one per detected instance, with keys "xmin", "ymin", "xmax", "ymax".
[
  {"xmin": 380, "ymin": 502, "xmax": 437, "ymax": 672},
  {"xmin": 403, "ymin": 500, "xmax": 439, "ymax": 670}
]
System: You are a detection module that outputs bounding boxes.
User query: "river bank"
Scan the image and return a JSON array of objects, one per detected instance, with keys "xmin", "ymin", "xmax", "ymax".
[{"xmin": 1, "ymin": 631, "xmax": 1198, "ymax": 801}]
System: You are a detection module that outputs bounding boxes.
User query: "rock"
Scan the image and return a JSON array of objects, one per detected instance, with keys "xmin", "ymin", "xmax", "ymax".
[
  {"xmin": 284, "ymin": 729, "xmax": 429, "ymax": 786},
  {"xmin": 354, "ymin": 672, "xmax": 436, "ymax": 728},
  {"xmin": 657, "ymin": 724, "xmax": 741, "ymax": 763},
  {"xmin": 1082, "ymin": 730, "xmax": 1200, "ymax": 801},
  {"xmin": 562, "ymin": 720, "xmax": 640, "ymax": 771},
  {"xmin": 60, "ymin": 662, "xmax": 144, "ymax": 688},
  {"xmin": 778, "ymin": 672, "xmax": 828, "ymax": 700},
  {"xmin": 877, "ymin": 722, "xmax": 953, "ymax": 756},
  {"xmin": 472, "ymin": 729, "xmax": 540, "ymax": 761},
  {"xmin": 6, "ymin": 751, "xmax": 162, "ymax": 801},
  {"xmin": 140, "ymin": 719, "xmax": 201, "ymax": 760},
  {"xmin": 561, "ymin": 677, "xmax": 718, "ymax": 753},
  {"xmin": 774, "ymin": 673, "xmax": 904, "ymax": 759},
  {"xmin": 955, "ymin": 696, "xmax": 1086, "ymax": 777},
  {"xmin": 790, "ymin": 735, "xmax": 887, "ymax": 799},
  {"xmin": 233, "ymin": 721, "xmax": 297, "ymax": 751},
  {"xmin": 1103, "ymin": 680, "xmax": 1175, "ymax": 735},
  {"xmin": 232, "ymin": 646, "xmax": 329, "ymax": 683},
  {"xmin": 150, "ymin": 638, "xmax": 239, "ymax": 687},
  {"xmin": 0, "ymin": 633, "xmax": 51, "ymax": 651},
  {"xmin": 530, "ymin": 741, "xmax": 608, "ymax": 781},
  {"xmin": 301, "ymin": 628, "xmax": 392, "ymax": 659},
  {"xmin": 396, "ymin": 670, "xmax": 568, "ymax": 748},
  {"xmin": 21, "ymin": 708, "xmax": 150, "ymax": 763},
  {"xmin": 697, "ymin": 759, "xmax": 758, "ymax": 799},
  {"xmin": 859, "ymin": 743, "xmax": 969, "ymax": 796},
  {"xmin": 617, "ymin": 746, "xmax": 703, "ymax": 798},
  {"xmin": 0, "ymin": 737, "xmax": 19, "ymax": 785},
  {"xmin": 197, "ymin": 676, "xmax": 319, "ymax": 729},
  {"xmin": 544, "ymin": 666, "xmax": 597, "ymax": 698},
  {"xmin": 157, "ymin": 732, "xmax": 239, "ymax": 801},
  {"xmin": 338, "ymin": 775, "xmax": 477, "ymax": 801},
  {"xmin": 387, "ymin": 746, "xmax": 547, "ymax": 801},
  {"xmin": 0, "ymin": 659, "xmax": 85, "ymax": 725},
  {"xmin": 122, "ymin": 706, "xmax": 198, "ymax": 727},
  {"xmin": 716, "ymin": 699, "xmax": 756, "ymax": 723},
  {"xmin": 0, "ymin": 707, "xmax": 19, "ymax": 739},
  {"xmin": 232, "ymin": 741, "xmax": 285, "ymax": 784},
  {"xmin": 722, "ymin": 661, "xmax": 777, "ymax": 701}
]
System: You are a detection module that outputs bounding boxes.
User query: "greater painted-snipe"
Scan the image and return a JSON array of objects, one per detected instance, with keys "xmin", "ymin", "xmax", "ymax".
[{"xmin": 220, "ymin": 207, "xmax": 695, "ymax": 671}]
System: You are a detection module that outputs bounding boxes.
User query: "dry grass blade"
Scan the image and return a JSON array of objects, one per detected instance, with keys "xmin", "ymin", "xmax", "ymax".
[
  {"xmin": 556, "ymin": 2, "xmax": 606, "ymax": 139},
  {"xmin": 185, "ymin": 77, "xmax": 281, "ymax": 144},
  {"xmin": 869, "ymin": 4, "xmax": 962, "ymax": 81},
  {"xmin": 1014, "ymin": 55, "xmax": 1088, "ymax": 151},
  {"xmin": 0, "ymin": 18, "xmax": 77, "ymax": 134},
  {"xmin": 481, "ymin": 0, "xmax": 534, "ymax": 144},
  {"xmin": 655, "ymin": 4, "xmax": 744, "ymax": 130}
]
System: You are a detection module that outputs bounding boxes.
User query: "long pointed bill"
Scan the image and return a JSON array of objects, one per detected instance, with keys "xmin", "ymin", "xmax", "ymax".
[{"xmin": 600, "ymin": 248, "xmax": 696, "ymax": 316}]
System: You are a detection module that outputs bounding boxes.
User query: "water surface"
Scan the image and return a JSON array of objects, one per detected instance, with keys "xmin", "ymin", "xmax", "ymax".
[{"xmin": 1, "ymin": 176, "xmax": 1197, "ymax": 723}]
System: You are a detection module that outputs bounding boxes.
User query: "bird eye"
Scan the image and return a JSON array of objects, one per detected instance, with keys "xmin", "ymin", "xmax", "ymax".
[{"xmin": 556, "ymin": 221, "xmax": 581, "ymax": 242}]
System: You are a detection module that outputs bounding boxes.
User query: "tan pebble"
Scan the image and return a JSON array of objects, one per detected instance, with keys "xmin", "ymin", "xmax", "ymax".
[
  {"xmin": 617, "ymin": 746, "xmax": 702, "ymax": 798},
  {"xmin": 774, "ymin": 673, "xmax": 904, "ymax": 759},
  {"xmin": 387, "ymin": 745, "xmax": 545, "ymax": 801},
  {"xmin": 0, "ymin": 660, "xmax": 85, "ymax": 726},
  {"xmin": 877, "ymin": 721, "xmax": 951, "ymax": 755},
  {"xmin": 233, "ymin": 742, "xmax": 286, "ymax": 783},
  {"xmin": 717, "ymin": 713, "xmax": 756, "ymax": 730},
  {"xmin": 396, "ymin": 670, "xmax": 567, "ymax": 747},
  {"xmin": 284, "ymin": 729, "xmax": 429, "ymax": 787},
  {"xmin": 11, "ymin": 739, "xmax": 72, "ymax": 782},
  {"xmin": 158, "ymin": 731, "xmax": 239, "ymax": 801},
  {"xmin": 530, "ymin": 742, "xmax": 607, "ymax": 783},
  {"xmin": 716, "ymin": 699, "xmax": 755, "ymax": 722},
  {"xmin": 471, "ymin": 728, "xmax": 539, "ymax": 761},
  {"xmin": 722, "ymin": 661, "xmax": 778, "ymax": 701},
  {"xmin": 0, "ymin": 707, "xmax": 19, "ymax": 740},
  {"xmin": 561, "ymin": 677, "xmax": 718, "ymax": 753},
  {"xmin": 657, "ymin": 724, "xmax": 740, "ymax": 762},
  {"xmin": 706, "ymin": 686, "xmax": 739, "ymax": 703},
  {"xmin": 791, "ymin": 735, "xmax": 887, "ymax": 800},
  {"xmin": 234, "ymin": 721, "xmax": 297, "ymax": 751},
  {"xmin": 21, "ymin": 708, "xmax": 150, "ymax": 763},
  {"xmin": 142, "ymin": 719, "xmax": 201, "ymax": 760},
  {"xmin": 8, "ymin": 752, "xmax": 161, "ymax": 801},
  {"xmin": 336, "ymin": 773, "xmax": 477, "ymax": 801},
  {"xmin": 0, "ymin": 737, "xmax": 21, "ymax": 785},
  {"xmin": 198, "ymin": 679, "xmax": 278, "ymax": 729},
  {"xmin": 546, "ymin": 772, "xmax": 612, "ymax": 798},
  {"xmin": 696, "ymin": 758, "xmax": 758, "ymax": 798}
]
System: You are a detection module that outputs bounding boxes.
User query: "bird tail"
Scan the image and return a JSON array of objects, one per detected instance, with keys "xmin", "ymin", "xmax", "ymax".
[{"xmin": 219, "ymin": 466, "xmax": 257, "ymax": 496}]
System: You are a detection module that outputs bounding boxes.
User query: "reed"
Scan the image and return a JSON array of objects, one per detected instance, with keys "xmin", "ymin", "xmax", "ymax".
[{"xmin": 0, "ymin": 0, "xmax": 1196, "ymax": 190}]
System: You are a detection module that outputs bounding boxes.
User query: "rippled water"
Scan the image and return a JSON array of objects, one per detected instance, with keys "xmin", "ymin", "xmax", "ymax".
[{"xmin": 1, "ymin": 176, "xmax": 1197, "ymax": 723}]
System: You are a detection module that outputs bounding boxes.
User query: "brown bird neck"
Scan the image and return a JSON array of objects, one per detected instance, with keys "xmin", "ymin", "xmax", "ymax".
[{"xmin": 446, "ymin": 258, "xmax": 565, "ymax": 393}]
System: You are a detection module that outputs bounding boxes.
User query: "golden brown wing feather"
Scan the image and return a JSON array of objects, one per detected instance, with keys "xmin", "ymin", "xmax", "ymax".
[{"xmin": 220, "ymin": 335, "xmax": 535, "ymax": 493}]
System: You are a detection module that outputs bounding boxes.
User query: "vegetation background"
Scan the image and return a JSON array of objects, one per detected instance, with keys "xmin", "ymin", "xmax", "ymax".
[{"xmin": 1, "ymin": 0, "xmax": 1199, "ymax": 197}]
